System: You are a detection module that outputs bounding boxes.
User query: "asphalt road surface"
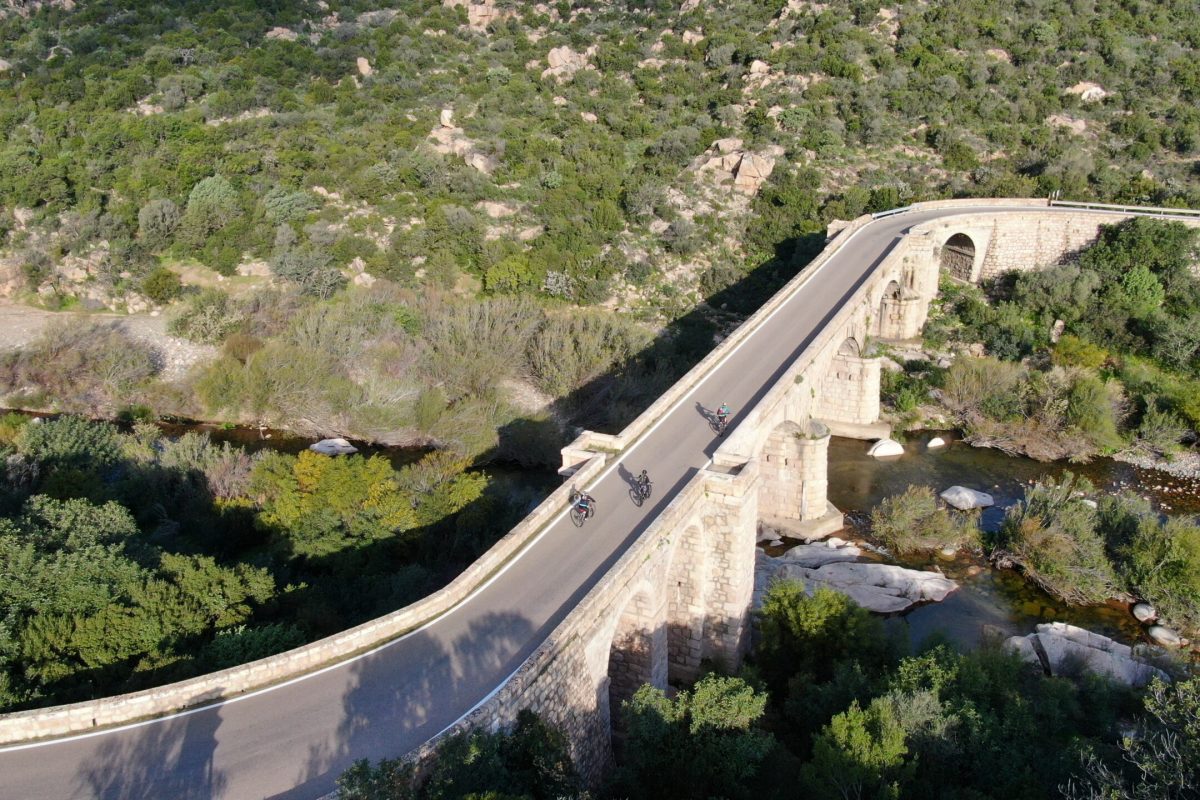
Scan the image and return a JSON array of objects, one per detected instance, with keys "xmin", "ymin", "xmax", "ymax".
[{"xmin": 0, "ymin": 204, "xmax": 1067, "ymax": 799}]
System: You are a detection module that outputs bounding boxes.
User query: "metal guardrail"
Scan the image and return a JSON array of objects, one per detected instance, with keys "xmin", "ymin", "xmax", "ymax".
[
  {"xmin": 870, "ymin": 205, "xmax": 914, "ymax": 219},
  {"xmin": 870, "ymin": 198, "xmax": 1200, "ymax": 220},
  {"xmin": 1048, "ymin": 199, "xmax": 1200, "ymax": 218}
]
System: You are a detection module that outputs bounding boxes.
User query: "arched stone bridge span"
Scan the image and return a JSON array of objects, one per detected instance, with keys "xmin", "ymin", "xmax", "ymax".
[{"xmin": 1, "ymin": 200, "xmax": 1198, "ymax": 799}]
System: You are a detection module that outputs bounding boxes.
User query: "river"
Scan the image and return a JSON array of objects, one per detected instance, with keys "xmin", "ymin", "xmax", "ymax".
[{"xmin": 825, "ymin": 431, "xmax": 1199, "ymax": 650}]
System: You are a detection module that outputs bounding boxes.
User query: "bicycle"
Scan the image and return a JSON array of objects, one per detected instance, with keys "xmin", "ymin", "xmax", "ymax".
[
  {"xmin": 569, "ymin": 489, "xmax": 595, "ymax": 527},
  {"xmin": 629, "ymin": 477, "xmax": 652, "ymax": 507},
  {"xmin": 712, "ymin": 414, "xmax": 730, "ymax": 436}
]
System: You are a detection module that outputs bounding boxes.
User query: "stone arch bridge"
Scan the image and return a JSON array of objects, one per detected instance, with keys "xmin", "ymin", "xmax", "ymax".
[{"xmin": 2, "ymin": 200, "xmax": 1199, "ymax": 799}]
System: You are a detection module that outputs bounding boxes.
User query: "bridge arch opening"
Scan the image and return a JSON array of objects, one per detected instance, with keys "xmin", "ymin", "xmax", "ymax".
[
  {"xmin": 607, "ymin": 589, "xmax": 666, "ymax": 726},
  {"xmin": 878, "ymin": 280, "xmax": 904, "ymax": 339},
  {"xmin": 838, "ymin": 337, "xmax": 861, "ymax": 357},
  {"xmin": 940, "ymin": 233, "xmax": 976, "ymax": 282}
]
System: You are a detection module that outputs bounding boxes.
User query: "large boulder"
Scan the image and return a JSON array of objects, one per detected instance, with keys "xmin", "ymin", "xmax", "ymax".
[
  {"xmin": 309, "ymin": 438, "xmax": 358, "ymax": 456},
  {"xmin": 775, "ymin": 561, "xmax": 958, "ymax": 614},
  {"xmin": 1006, "ymin": 622, "xmax": 1170, "ymax": 687},
  {"xmin": 868, "ymin": 439, "xmax": 904, "ymax": 458},
  {"xmin": 542, "ymin": 45, "xmax": 596, "ymax": 81},
  {"xmin": 1066, "ymin": 81, "xmax": 1108, "ymax": 103},
  {"xmin": 1147, "ymin": 625, "xmax": 1187, "ymax": 648},
  {"xmin": 1132, "ymin": 603, "xmax": 1158, "ymax": 623},
  {"xmin": 940, "ymin": 486, "xmax": 994, "ymax": 511},
  {"xmin": 777, "ymin": 541, "xmax": 862, "ymax": 569},
  {"xmin": 732, "ymin": 153, "xmax": 776, "ymax": 195},
  {"xmin": 443, "ymin": 0, "xmax": 510, "ymax": 31}
]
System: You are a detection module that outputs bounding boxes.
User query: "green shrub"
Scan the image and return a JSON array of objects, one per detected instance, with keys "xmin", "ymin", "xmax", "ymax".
[
  {"xmin": 1052, "ymin": 335, "xmax": 1108, "ymax": 369},
  {"xmin": 1064, "ymin": 373, "xmax": 1123, "ymax": 450},
  {"xmin": 611, "ymin": 675, "xmax": 774, "ymax": 800},
  {"xmin": 989, "ymin": 474, "xmax": 1117, "ymax": 604},
  {"xmin": 0, "ymin": 322, "xmax": 158, "ymax": 414},
  {"xmin": 870, "ymin": 486, "xmax": 977, "ymax": 555},
  {"xmin": 168, "ymin": 289, "xmax": 244, "ymax": 344},
  {"xmin": 1101, "ymin": 494, "xmax": 1200, "ymax": 632},
  {"xmin": 140, "ymin": 267, "xmax": 182, "ymax": 304}
]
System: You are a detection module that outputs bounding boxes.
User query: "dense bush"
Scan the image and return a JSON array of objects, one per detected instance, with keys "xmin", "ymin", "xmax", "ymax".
[
  {"xmin": 0, "ymin": 321, "xmax": 159, "ymax": 414},
  {"xmin": 1099, "ymin": 494, "xmax": 1200, "ymax": 632},
  {"xmin": 927, "ymin": 220, "xmax": 1200, "ymax": 457},
  {"xmin": 609, "ymin": 675, "xmax": 775, "ymax": 800},
  {"xmin": 989, "ymin": 474, "xmax": 1117, "ymax": 604},
  {"xmin": 869, "ymin": 485, "xmax": 978, "ymax": 555},
  {"xmin": 140, "ymin": 266, "xmax": 183, "ymax": 304},
  {"xmin": 939, "ymin": 356, "xmax": 1121, "ymax": 461},
  {"xmin": 338, "ymin": 710, "xmax": 583, "ymax": 800}
]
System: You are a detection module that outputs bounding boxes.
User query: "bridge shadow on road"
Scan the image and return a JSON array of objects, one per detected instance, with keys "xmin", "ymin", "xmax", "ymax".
[
  {"xmin": 267, "ymin": 613, "xmax": 535, "ymax": 800},
  {"xmin": 74, "ymin": 690, "xmax": 227, "ymax": 800}
]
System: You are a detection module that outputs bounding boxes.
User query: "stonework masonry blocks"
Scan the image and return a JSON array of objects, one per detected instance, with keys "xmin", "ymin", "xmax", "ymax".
[
  {"xmin": 816, "ymin": 354, "xmax": 881, "ymax": 425},
  {"xmin": 758, "ymin": 423, "xmax": 830, "ymax": 522}
]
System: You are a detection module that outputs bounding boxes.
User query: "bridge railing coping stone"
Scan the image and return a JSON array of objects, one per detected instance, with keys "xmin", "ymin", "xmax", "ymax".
[{"xmin": 0, "ymin": 453, "xmax": 608, "ymax": 744}]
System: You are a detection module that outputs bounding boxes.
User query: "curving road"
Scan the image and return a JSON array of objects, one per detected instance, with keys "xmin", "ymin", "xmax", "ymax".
[{"xmin": 0, "ymin": 203, "xmax": 1075, "ymax": 799}]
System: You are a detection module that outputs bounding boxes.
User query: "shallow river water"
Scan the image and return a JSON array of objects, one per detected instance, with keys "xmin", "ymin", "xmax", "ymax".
[{"xmin": 826, "ymin": 431, "xmax": 1200, "ymax": 649}]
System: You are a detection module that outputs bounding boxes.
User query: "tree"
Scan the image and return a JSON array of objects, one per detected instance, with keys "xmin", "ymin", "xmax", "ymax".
[
  {"xmin": 757, "ymin": 583, "xmax": 898, "ymax": 693},
  {"xmin": 611, "ymin": 675, "xmax": 775, "ymax": 800},
  {"xmin": 140, "ymin": 267, "xmax": 183, "ymax": 304},
  {"xmin": 182, "ymin": 175, "xmax": 239, "ymax": 244},
  {"xmin": 337, "ymin": 710, "xmax": 581, "ymax": 800},
  {"xmin": 251, "ymin": 451, "xmax": 417, "ymax": 559},
  {"xmin": 1065, "ymin": 678, "xmax": 1200, "ymax": 800},
  {"xmin": 801, "ymin": 698, "xmax": 910, "ymax": 800},
  {"xmin": 137, "ymin": 198, "xmax": 180, "ymax": 247}
]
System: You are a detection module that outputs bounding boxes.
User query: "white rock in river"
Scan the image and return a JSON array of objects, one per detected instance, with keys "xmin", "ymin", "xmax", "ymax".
[
  {"xmin": 1005, "ymin": 622, "xmax": 1170, "ymax": 687},
  {"xmin": 868, "ymin": 438, "xmax": 904, "ymax": 458},
  {"xmin": 1132, "ymin": 603, "xmax": 1157, "ymax": 623},
  {"xmin": 779, "ymin": 561, "xmax": 957, "ymax": 614},
  {"xmin": 927, "ymin": 436, "xmax": 946, "ymax": 449},
  {"xmin": 1148, "ymin": 625, "xmax": 1186, "ymax": 648},
  {"xmin": 777, "ymin": 541, "xmax": 862, "ymax": 568},
  {"xmin": 940, "ymin": 485, "xmax": 994, "ymax": 510},
  {"xmin": 309, "ymin": 437, "xmax": 359, "ymax": 456}
]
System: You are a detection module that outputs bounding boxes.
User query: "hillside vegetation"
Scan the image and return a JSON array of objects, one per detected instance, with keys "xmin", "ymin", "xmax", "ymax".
[{"xmin": 3, "ymin": 0, "xmax": 1200, "ymax": 311}]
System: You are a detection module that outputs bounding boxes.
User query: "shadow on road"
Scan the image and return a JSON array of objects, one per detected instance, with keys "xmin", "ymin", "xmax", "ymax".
[
  {"xmin": 74, "ymin": 690, "xmax": 227, "ymax": 800},
  {"xmin": 269, "ymin": 612, "xmax": 535, "ymax": 799}
]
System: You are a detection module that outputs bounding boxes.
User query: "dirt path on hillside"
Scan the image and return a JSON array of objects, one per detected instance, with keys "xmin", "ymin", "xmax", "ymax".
[{"xmin": 0, "ymin": 302, "xmax": 216, "ymax": 381}]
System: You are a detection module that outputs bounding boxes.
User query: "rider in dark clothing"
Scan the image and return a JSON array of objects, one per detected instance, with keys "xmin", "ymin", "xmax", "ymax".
[
  {"xmin": 637, "ymin": 469, "xmax": 650, "ymax": 491},
  {"xmin": 575, "ymin": 492, "xmax": 596, "ymax": 518}
]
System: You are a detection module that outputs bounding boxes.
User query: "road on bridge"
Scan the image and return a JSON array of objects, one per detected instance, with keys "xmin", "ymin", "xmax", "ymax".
[{"xmin": 0, "ymin": 204, "xmax": 1057, "ymax": 799}]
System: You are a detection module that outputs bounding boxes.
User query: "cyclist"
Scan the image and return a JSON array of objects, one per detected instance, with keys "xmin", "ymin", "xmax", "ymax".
[
  {"xmin": 715, "ymin": 402, "xmax": 731, "ymax": 427},
  {"xmin": 637, "ymin": 469, "xmax": 651, "ymax": 495},
  {"xmin": 574, "ymin": 491, "xmax": 596, "ymax": 519}
]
